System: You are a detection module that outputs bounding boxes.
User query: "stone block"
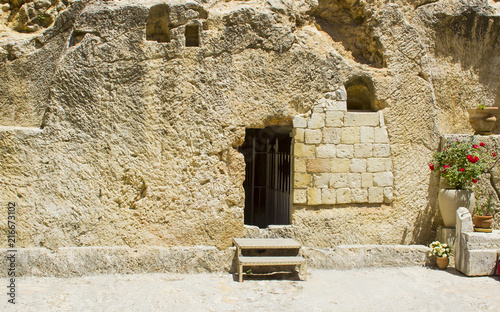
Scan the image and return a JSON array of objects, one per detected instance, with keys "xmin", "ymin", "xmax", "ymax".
[
  {"xmin": 341, "ymin": 127, "xmax": 360, "ymax": 144},
  {"xmin": 308, "ymin": 188, "xmax": 322, "ymax": 205},
  {"xmin": 312, "ymin": 105, "xmax": 325, "ymax": 113},
  {"xmin": 372, "ymin": 144, "xmax": 390, "ymax": 157},
  {"xmin": 330, "ymin": 173, "xmax": 348, "ymax": 188},
  {"xmin": 373, "ymin": 172, "xmax": 394, "ymax": 186},
  {"xmin": 350, "ymin": 159, "xmax": 366, "ymax": 173},
  {"xmin": 461, "ymin": 249, "xmax": 499, "ymax": 276},
  {"xmin": 436, "ymin": 227, "xmax": 456, "ymax": 248},
  {"xmin": 325, "ymin": 111, "xmax": 344, "ymax": 127},
  {"xmin": 316, "ymin": 144, "xmax": 335, "ymax": 158},
  {"xmin": 336, "ymin": 188, "xmax": 351, "ymax": 204},
  {"xmin": 294, "ymin": 173, "xmax": 311, "ymax": 188},
  {"xmin": 351, "ymin": 188, "xmax": 368, "ymax": 203},
  {"xmin": 348, "ymin": 173, "xmax": 362, "ymax": 188},
  {"xmin": 305, "ymin": 129, "xmax": 322, "ymax": 144},
  {"xmin": 383, "ymin": 187, "xmax": 393, "ymax": 203},
  {"xmin": 367, "ymin": 158, "xmax": 387, "ymax": 172},
  {"xmin": 354, "ymin": 144, "xmax": 373, "ymax": 158},
  {"xmin": 294, "ymin": 158, "xmax": 306, "ymax": 172},
  {"xmin": 326, "ymin": 100, "xmax": 347, "ymax": 111},
  {"xmin": 331, "ymin": 160, "xmax": 350, "ymax": 173},
  {"xmin": 344, "ymin": 112, "xmax": 380, "ymax": 127},
  {"xmin": 385, "ymin": 159, "xmax": 392, "ymax": 171},
  {"xmin": 336, "ymin": 144, "xmax": 354, "ymax": 158},
  {"xmin": 322, "ymin": 189, "xmax": 336, "ymax": 204},
  {"xmin": 361, "ymin": 173, "xmax": 373, "ymax": 188},
  {"xmin": 335, "ymin": 86, "xmax": 347, "ymax": 101},
  {"xmin": 308, "ymin": 113, "xmax": 325, "ymax": 129},
  {"xmin": 313, "ymin": 173, "xmax": 331, "ymax": 188},
  {"xmin": 369, "ymin": 187, "xmax": 384, "ymax": 203},
  {"xmin": 293, "ymin": 189, "xmax": 307, "ymax": 204},
  {"xmin": 374, "ymin": 127, "xmax": 390, "ymax": 143},
  {"xmin": 307, "ymin": 159, "xmax": 331, "ymax": 173},
  {"xmin": 322, "ymin": 128, "xmax": 341, "ymax": 144},
  {"xmin": 294, "ymin": 128, "xmax": 305, "ymax": 143},
  {"xmin": 293, "ymin": 115, "xmax": 308, "ymax": 128},
  {"xmin": 294, "ymin": 143, "xmax": 315, "ymax": 158},
  {"xmin": 360, "ymin": 127, "xmax": 374, "ymax": 143}
]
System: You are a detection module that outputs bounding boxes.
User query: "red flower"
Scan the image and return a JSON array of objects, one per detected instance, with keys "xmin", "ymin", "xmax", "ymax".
[
  {"xmin": 493, "ymin": 152, "xmax": 497, "ymax": 157},
  {"xmin": 460, "ymin": 168, "xmax": 465, "ymax": 172},
  {"xmin": 480, "ymin": 142, "xmax": 486, "ymax": 147},
  {"xmin": 472, "ymin": 179, "xmax": 478, "ymax": 183},
  {"xmin": 473, "ymin": 144, "xmax": 479, "ymax": 149},
  {"xmin": 443, "ymin": 165, "xmax": 450, "ymax": 169},
  {"xmin": 467, "ymin": 155, "xmax": 479, "ymax": 163},
  {"xmin": 429, "ymin": 163, "xmax": 435, "ymax": 170}
]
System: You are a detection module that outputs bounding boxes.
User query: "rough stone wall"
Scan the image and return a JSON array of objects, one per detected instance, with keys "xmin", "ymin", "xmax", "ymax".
[{"xmin": 1, "ymin": 0, "xmax": 500, "ymax": 253}]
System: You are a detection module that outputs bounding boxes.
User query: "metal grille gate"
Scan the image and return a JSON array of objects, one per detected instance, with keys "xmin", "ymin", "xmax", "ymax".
[{"xmin": 239, "ymin": 127, "xmax": 292, "ymax": 228}]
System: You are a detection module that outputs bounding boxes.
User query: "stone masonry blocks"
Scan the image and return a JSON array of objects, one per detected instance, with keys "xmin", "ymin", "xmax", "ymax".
[
  {"xmin": 330, "ymin": 173, "xmax": 348, "ymax": 188},
  {"xmin": 308, "ymin": 188, "xmax": 322, "ymax": 205},
  {"xmin": 293, "ymin": 116, "xmax": 307, "ymax": 128},
  {"xmin": 292, "ymin": 102, "xmax": 393, "ymax": 206},
  {"xmin": 308, "ymin": 113, "xmax": 325, "ymax": 129},
  {"xmin": 336, "ymin": 145, "xmax": 354, "ymax": 158},
  {"xmin": 336, "ymin": 188, "xmax": 351, "ymax": 204},
  {"xmin": 294, "ymin": 173, "xmax": 311, "ymax": 188},
  {"xmin": 322, "ymin": 128, "xmax": 341, "ymax": 144},
  {"xmin": 305, "ymin": 129, "xmax": 322, "ymax": 144},
  {"xmin": 325, "ymin": 111, "xmax": 344, "ymax": 127},
  {"xmin": 344, "ymin": 112, "xmax": 380, "ymax": 127},
  {"xmin": 341, "ymin": 127, "xmax": 360, "ymax": 144},
  {"xmin": 373, "ymin": 172, "xmax": 394, "ymax": 186},
  {"xmin": 322, "ymin": 189, "xmax": 336, "ymax": 204},
  {"xmin": 294, "ymin": 158, "xmax": 306, "ymax": 172},
  {"xmin": 331, "ymin": 159, "xmax": 350, "ymax": 173},
  {"xmin": 294, "ymin": 143, "xmax": 315, "ymax": 158},
  {"xmin": 374, "ymin": 127, "xmax": 389, "ymax": 143},
  {"xmin": 350, "ymin": 159, "xmax": 366, "ymax": 173},
  {"xmin": 294, "ymin": 128, "xmax": 305, "ymax": 143},
  {"xmin": 307, "ymin": 159, "xmax": 331, "ymax": 173},
  {"xmin": 360, "ymin": 127, "xmax": 374, "ymax": 143},
  {"xmin": 316, "ymin": 144, "xmax": 335, "ymax": 158},
  {"xmin": 369, "ymin": 187, "xmax": 384, "ymax": 203},
  {"xmin": 354, "ymin": 144, "xmax": 372, "ymax": 158},
  {"xmin": 313, "ymin": 173, "xmax": 331, "ymax": 188},
  {"xmin": 293, "ymin": 189, "xmax": 307, "ymax": 204}
]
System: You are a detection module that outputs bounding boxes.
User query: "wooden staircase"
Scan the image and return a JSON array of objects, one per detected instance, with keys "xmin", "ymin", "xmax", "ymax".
[{"xmin": 233, "ymin": 238, "xmax": 307, "ymax": 282}]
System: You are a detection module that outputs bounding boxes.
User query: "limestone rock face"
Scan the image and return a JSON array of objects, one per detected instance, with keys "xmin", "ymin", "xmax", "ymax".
[{"xmin": 1, "ymin": 0, "xmax": 500, "ymax": 251}]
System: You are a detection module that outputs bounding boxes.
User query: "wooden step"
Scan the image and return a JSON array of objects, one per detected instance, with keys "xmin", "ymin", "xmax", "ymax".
[
  {"xmin": 239, "ymin": 256, "xmax": 306, "ymax": 265},
  {"xmin": 233, "ymin": 238, "xmax": 307, "ymax": 282},
  {"xmin": 233, "ymin": 238, "xmax": 301, "ymax": 249}
]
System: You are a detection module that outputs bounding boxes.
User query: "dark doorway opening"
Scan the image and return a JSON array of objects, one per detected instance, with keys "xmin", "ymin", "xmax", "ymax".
[{"xmin": 238, "ymin": 126, "xmax": 292, "ymax": 228}]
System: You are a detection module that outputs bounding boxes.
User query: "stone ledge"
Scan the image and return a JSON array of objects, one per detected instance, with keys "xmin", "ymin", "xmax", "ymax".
[{"xmin": 0, "ymin": 244, "xmax": 431, "ymax": 277}]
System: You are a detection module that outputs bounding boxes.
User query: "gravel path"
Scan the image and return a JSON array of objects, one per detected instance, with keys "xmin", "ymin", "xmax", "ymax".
[{"xmin": 2, "ymin": 267, "xmax": 500, "ymax": 311}]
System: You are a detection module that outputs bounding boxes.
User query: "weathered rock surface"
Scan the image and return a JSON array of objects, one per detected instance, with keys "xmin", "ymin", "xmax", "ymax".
[
  {"xmin": 1, "ymin": 0, "xmax": 500, "ymax": 256},
  {"xmin": 0, "ymin": 244, "xmax": 430, "ymax": 277}
]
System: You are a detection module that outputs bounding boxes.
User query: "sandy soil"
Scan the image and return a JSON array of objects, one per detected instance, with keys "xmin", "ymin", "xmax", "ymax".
[{"xmin": 2, "ymin": 267, "xmax": 500, "ymax": 312}]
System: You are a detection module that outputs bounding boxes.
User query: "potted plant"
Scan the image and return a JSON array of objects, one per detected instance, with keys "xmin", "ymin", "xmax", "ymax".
[
  {"xmin": 429, "ymin": 241, "xmax": 452, "ymax": 269},
  {"xmin": 467, "ymin": 104, "xmax": 498, "ymax": 135},
  {"xmin": 429, "ymin": 139, "xmax": 498, "ymax": 227},
  {"xmin": 473, "ymin": 191, "xmax": 496, "ymax": 232}
]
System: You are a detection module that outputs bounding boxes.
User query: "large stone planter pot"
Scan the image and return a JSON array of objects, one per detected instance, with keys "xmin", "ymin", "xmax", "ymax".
[
  {"xmin": 438, "ymin": 189, "xmax": 475, "ymax": 228},
  {"xmin": 467, "ymin": 107, "xmax": 498, "ymax": 135}
]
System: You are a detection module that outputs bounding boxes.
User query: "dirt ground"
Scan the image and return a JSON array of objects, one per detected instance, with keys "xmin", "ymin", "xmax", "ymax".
[{"xmin": 2, "ymin": 267, "xmax": 500, "ymax": 311}]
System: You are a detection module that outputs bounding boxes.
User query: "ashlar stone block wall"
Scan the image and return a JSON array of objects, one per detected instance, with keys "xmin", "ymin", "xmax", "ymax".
[{"xmin": 292, "ymin": 90, "xmax": 393, "ymax": 206}]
